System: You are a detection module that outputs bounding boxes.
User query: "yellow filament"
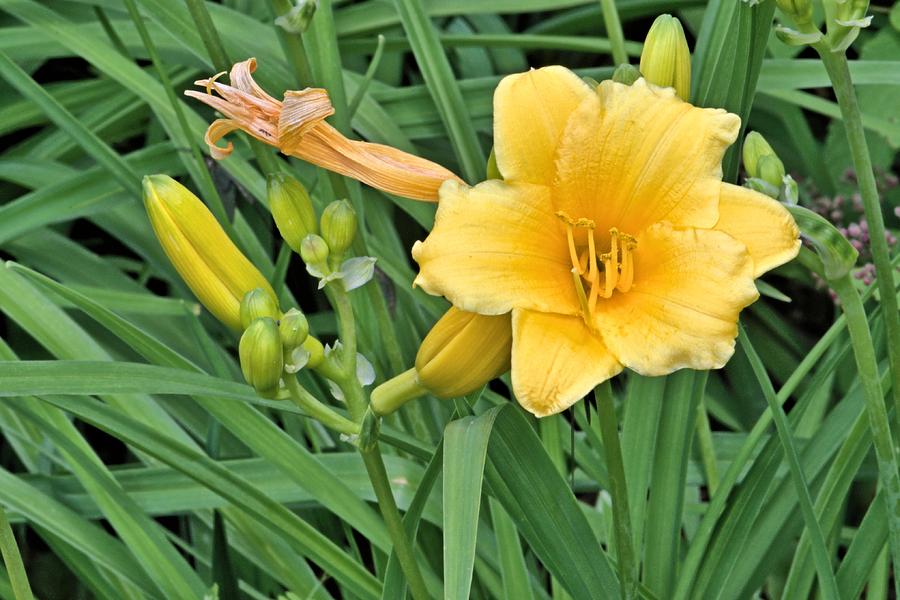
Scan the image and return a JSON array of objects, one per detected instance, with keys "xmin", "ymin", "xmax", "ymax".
[
  {"xmin": 571, "ymin": 268, "xmax": 591, "ymax": 322},
  {"xmin": 565, "ymin": 224, "xmax": 582, "ymax": 275},
  {"xmin": 206, "ymin": 71, "xmax": 227, "ymax": 96},
  {"xmin": 587, "ymin": 229, "xmax": 598, "ymax": 284},
  {"xmin": 618, "ymin": 247, "xmax": 634, "ymax": 292}
]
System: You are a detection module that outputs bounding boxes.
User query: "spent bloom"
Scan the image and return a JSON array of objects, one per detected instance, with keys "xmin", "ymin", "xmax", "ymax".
[
  {"xmin": 411, "ymin": 68, "xmax": 800, "ymax": 416},
  {"xmin": 186, "ymin": 58, "xmax": 461, "ymax": 201}
]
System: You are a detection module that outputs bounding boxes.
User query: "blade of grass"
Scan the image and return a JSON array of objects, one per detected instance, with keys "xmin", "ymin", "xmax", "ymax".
[{"xmin": 0, "ymin": 510, "xmax": 33, "ymax": 600}]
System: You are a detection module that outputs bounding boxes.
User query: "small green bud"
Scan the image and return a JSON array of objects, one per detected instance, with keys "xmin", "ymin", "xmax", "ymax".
[
  {"xmin": 240, "ymin": 288, "xmax": 280, "ymax": 330},
  {"xmin": 776, "ymin": 0, "xmax": 813, "ymax": 25},
  {"xmin": 320, "ymin": 200, "xmax": 357, "ymax": 256},
  {"xmin": 279, "ymin": 308, "xmax": 309, "ymax": 349},
  {"xmin": 274, "ymin": 0, "xmax": 317, "ymax": 34},
  {"xmin": 612, "ymin": 63, "xmax": 642, "ymax": 86},
  {"xmin": 300, "ymin": 234, "xmax": 330, "ymax": 266},
  {"xmin": 239, "ymin": 317, "xmax": 283, "ymax": 398},
  {"xmin": 640, "ymin": 14, "xmax": 691, "ymax": 101},
  {"xmin": 757, "ymin": 154, "xmax": 786, "ymax": 189},
  {"xmin": 267, "ymin": 173, "xmax": 317, "ymax": 254},
  {"xmin": 302, "ymin": 335, "xmax": 325, "ymax": 368},
  {"xmin": 742, "ymin": 131, "xmax": 777, "ymax": 179}
]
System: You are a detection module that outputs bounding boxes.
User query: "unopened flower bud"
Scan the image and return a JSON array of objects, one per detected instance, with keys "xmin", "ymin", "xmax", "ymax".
[
  {"xmin": 742, "ymin": 131, "xmax": 779, "ymax": 179},
  {"xmin": 300, "ymin": 234, "xmax": 330, "ymax": 266},
  {"xmin": 640, "ymin": 14, "xmax": 691, "ymax": 101},
  {"xmin": 240, "ymin": 288, "xmax": 281, "ymax": 330},
  {"xmin": 370, "ymin": 308, "xmax": 512, "ymax": 415},
  {"xmin": 757, "ymin": 154, "xmax": 786, "ymax": 189},
  {"xmin": 279, "ymin": 308, "xmax": 309, "ymax": 349},
  {"xmin": 777, "ymin": 0, "xmax": 813, "ymax": 25},
  {"xmin": 268, "ymin": 173, "xmax": 317, "ymax": 254},
  {"xmin": 143, "ymin": 175, "xmax": 276, "ymax": 331},
  {"xmin": 612, "ymin": 63, "xmax": 642, "ymax": 86},
  {"xmin": 274, "ymin": 0, "xmax": 317, "ymax": 34},
  {"xmin": 320, "ymin": 200, "xmax": 357, "ymax": 256},
  {"xmin": 239, "ymin": 317, "xmax": 283, "ymax": 398}
]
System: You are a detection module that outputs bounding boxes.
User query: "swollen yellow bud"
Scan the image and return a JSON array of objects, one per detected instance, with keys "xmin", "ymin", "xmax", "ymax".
[
  {"xmin": 239, "ymin": 317, "xmax": 283, "ymax": 398},
  {"xmin": 143, "ymin": 175, "xmax": 276, "ymax": 331},
  {"xmin": 639, "ymin": 14, "xmax": 691, "ymax": 101},
  {"xmin": 370, "ymin": 308, "xmax": 512, "ymax": 415},
  {"xmin": 320, "ymin": 200, "xmax": 357, "ymax": 256},
  {"xmin": 240, "ymin": 288, "xmax": 281, "ymax": 330},
  {"xmin": 267, "ymin": 173, "xmax": 317, "ymax": 254},
  {"xmin": 279, "ymin": 308, "xmax": 309, "ymax": 349}
]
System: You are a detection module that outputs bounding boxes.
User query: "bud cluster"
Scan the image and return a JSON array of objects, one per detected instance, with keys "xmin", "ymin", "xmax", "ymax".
[
  {"xmin": 774, "ymin": 0, "xmax": 871, "ymax": 51},
  {"xmin": 742, "ymin": 131, "xmax": 798, "ymax": 204}
]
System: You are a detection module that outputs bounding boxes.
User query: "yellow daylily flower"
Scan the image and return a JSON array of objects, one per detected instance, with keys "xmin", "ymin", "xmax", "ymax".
[
  {"xmin": 143, "ymin": 175, "xmax": 277, "ymax": 331},
  {"xmin": 412, "ymin": 67, "xmax": 800, "ymax": 417},
  {"xmin": 186, "ymin": 58, "xmax": 461, "ymax": 201}
]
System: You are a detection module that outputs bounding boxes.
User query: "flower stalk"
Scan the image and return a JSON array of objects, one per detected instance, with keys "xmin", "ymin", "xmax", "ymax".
[{"xmin": 814, "ymin": 46, "xmax": 900, "ymax": 418}]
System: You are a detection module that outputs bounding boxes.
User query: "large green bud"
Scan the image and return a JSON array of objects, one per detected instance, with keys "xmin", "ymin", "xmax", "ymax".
[
  {"xmin": 320, "ymin": 200, "xmax": 357, "ymax": 256},
  {"xmin": 267, "ymin": 173, "xmax": 317, "ymax": 254}
]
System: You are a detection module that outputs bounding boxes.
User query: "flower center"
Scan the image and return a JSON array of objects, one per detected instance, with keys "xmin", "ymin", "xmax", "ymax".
[{"xmin": 556, "ymin": 211, "xmax": 637, "ymax": 326}]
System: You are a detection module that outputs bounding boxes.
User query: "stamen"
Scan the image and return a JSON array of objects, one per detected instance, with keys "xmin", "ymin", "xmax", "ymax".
[
  {"xmin": 587, "ymin": 229, "xmax": 598, "ymax": 284},
  {"xmin": 588, "ymin": 269, "xmax": 601, "ymax": 314},
  {"xmin": 206, "ymin": 71, "xmax": 227, "ymax": 96},
  {"xmin": 618, "ymin": 248, "xmax": 634, "ymax": 292}
]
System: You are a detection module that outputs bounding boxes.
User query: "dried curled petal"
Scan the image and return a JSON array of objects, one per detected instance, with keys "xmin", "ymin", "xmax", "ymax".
[{"xmin": 186, "ymin": 58, "xmax": 461, "ymax": 201}]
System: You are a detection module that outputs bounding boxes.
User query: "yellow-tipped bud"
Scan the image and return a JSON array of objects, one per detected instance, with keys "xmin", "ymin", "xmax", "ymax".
[
  {"xmin": 320, "ymin": 200, "xmax": 357, "ymax": 256},
  {"xmin": 300, "ymin": 234, "xmax": 330, "ymax": 267},
  {"xmin": 612, "ymin": 63, "xmax": 642, "ymax": 86},
  {"xmin": 239, "ymin": 317, "xmax": 283, "ymax": 398},
  {"xmin": 639, "ymin": 14, "xmax": 692, "ymax": 101},
  {"xmin": 279, "ymin": 308, "xmax": 309, "ymax": 349},
  {"xmin": 240, "ymin": 288, "xmax": 281, "ymax": 330},
  {"xmin": 742, "ymin": 131, "xmax": 781, "ymax": 179},
  {"xmin": 371, "ymin": 307, "xmax": 512, "ymax": 415},
  {"xmin": 267, "ymin": 173, "xmax": 317, "ymax": 254},
  {"xmin": 142, "ymin": 175, "xmax": 276, "ymax": 331}
]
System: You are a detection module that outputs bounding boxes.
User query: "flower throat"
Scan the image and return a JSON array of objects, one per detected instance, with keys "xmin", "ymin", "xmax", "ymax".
[{"xmin": 556, "ymin": 211, "xmax": 636, "ymax": 326}]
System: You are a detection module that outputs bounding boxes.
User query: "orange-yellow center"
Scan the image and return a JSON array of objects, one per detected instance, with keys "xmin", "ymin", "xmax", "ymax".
[{"xmin": 556, "ymin": 211, "xmax": 637, "ymax": 327}]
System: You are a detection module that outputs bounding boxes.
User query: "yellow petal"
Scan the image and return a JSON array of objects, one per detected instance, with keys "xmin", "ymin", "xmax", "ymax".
[
  {"xmin": 594, "ymin": 222, "xmax": 758, "ymax": 375},
  {"xmin": 511, "ymin": 309, "xmax": 622, "ymax": 417},
  {"xmin": 493, "ymin": 66, "xmax": 593, "ymax": 185},
  {"xmin": 416, "ymin": 307, "xmax": 512, "ymax": 399},
  {"xmin": 715, "ymin": 183, "xmax": 801, "ymax": 277},
  {"xmin": 412, "ymin": 179, "xmax": 578, "ymax": 315},
  {"xmin": 553, "ymin": 79, "xmax": 740, "ymax": 234}
]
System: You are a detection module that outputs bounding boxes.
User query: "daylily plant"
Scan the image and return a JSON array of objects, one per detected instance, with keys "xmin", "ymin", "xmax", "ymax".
[
  {"xmin": 187, "ymin": 60, "xmax": 800, "ymax": 418},
  {"xmin": 412, "ymin": 68, "xmax": 800, "ymax": 416}
]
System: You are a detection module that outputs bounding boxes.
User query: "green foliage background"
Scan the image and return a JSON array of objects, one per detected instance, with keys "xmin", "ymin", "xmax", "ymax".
[{"xmin": 0, "ymin": 1, "xmax": 898, "ymax": 599}]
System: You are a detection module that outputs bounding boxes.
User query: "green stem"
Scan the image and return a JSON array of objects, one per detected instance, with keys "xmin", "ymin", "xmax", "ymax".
[
  {"xmin": 694, "ymin": 394, "xmax": 719, "ymax": 496},
  {"xmin": 830, "ymin": 274, "xmax": 900, "ymax": 597},
  {"xmin": 0, "ymin": 508, "xmax": 34, "ymax": 600},
  {"xmin": 285, "ymin": 373, "xmax": 360, "ymax": 436},
  {"xmin": 594, "ymin": 383, "xmax": 636, "ymax": 600},
  {"xmin": 816, "ymin": 48, "xmax": 900, "ymax": 420},
  {"xmin": 347, "ymin": 34, "xmax": 387, "ymax": 119},
  {"xmin": 359, "ymin": 442, "xmax": 430, "ymax": 600},
  {"xmin": 738, "ymin": 326, "xmax": 840, "ymax": 600},
  {"xmin": 598, "ymin": 0, "xmax": 628, "ymax": 66},
  {"xmin": 270, "ymin": 0, "xmax": 315, "ymax": 87}
]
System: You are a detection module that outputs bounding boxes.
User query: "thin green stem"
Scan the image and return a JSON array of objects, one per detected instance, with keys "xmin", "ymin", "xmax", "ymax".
[
  {"xmin": 594, "ymin": 383, "xmax": 636, "ymax": 600},
  {"xmin": 93, "ymin": 6, "xmax": 129, "ymax": 57},
  {"xmin": 598, "ymin": 0, "xmax": 628, "ymax": 66},
  {"xmin": 694, "ymin": 395, "xmax": 719, "ymax": 496},
  {"xmin": 359, "ymin": 442, "xmax": 430, "ymax": 600},
  {"xmin": 816, "ymin": 48, "xmax": 900, "ymax": 419},
  {"xmin": 830, "ymin": 274, "xmax": 900, "ymax": 597},
  {"xmin": 0, "ymin": 508, "xmax": 34, "ymax": 600},
  {"xmin": 285, "ymin": 373, "xmax": 360, "ymax": 436},
  {"xmin": 347, "ymin": 34, "xmax": 387, "ymax": 119},
  {"xmin": 737, "ymin": 326, "xmax": 840, "ymax": 600}
]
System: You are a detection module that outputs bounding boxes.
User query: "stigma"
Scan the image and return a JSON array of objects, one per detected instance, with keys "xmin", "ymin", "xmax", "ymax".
[{"xmin": 557, "ymin": 212, "xmax": 637, "ymax": 326}]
